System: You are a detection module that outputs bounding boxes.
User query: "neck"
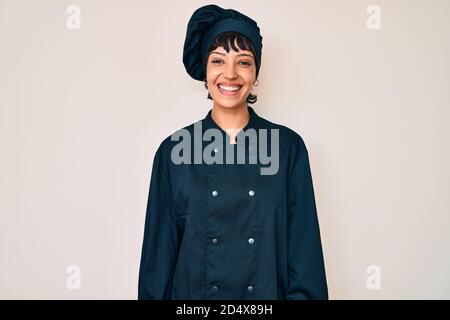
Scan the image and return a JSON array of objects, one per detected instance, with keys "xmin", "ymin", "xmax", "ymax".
[{"xmin": 211, "ymin": 104, "xmax": 250, "ymax": 144}]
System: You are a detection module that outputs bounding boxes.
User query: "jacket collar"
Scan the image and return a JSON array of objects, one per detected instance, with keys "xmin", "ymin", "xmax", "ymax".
[{"xmin": 202, "ymin": 105, "xmax": 260, "ymax": 134}]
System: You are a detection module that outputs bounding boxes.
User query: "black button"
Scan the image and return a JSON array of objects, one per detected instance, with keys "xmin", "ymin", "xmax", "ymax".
[{"xmin": 211, "ymin": 285, "xmax": 219, "ymax": 292}]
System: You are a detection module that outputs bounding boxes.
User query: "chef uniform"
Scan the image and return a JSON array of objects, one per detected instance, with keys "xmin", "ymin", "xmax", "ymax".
[{"xmin": 138, "ymin": 4, "xmax": 328, "ymax": 300}]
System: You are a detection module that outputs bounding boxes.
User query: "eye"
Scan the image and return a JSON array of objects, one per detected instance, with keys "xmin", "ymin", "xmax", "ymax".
[
  {"xmin": 211, "ymin": 59, "xmax": 222, "ymax": 64},
  {"xmin": 239, "ymin": 61, "xmax": 251, "ymax": 66}
]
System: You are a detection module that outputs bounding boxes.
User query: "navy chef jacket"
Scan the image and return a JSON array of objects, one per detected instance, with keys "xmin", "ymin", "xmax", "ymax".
[{"xmin": 138, "ymin": 106, "xmax": 328, "ymax": 300}]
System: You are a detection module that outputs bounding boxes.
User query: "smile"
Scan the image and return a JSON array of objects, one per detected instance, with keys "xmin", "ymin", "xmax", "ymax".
[{"xmin": 217, "ymin": 84, "xmax": 243, "ymax": 96}]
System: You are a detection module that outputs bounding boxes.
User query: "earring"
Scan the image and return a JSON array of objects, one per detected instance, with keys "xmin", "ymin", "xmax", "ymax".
[
  {"xmin": 253, "ymin": 79, "xmax": 259, "ymax": 86},
  {"xmin": 204, "ymin": 78, "xmax": 211, "ymax": 99}
]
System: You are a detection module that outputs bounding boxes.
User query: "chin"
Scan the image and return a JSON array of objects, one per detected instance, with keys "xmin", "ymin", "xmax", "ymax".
[
  {"xmin": 214, "ymin": 99, "xmax": 246, "ymax": 109},
  {"xmin": 212, "ymin": 93, "xmax": 248, "ymax": 109}
]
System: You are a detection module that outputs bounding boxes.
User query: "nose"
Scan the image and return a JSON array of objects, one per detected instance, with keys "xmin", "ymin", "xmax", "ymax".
[{"xmin": 223, "ymin": 60, "xmax": 238, "ymax": 79}]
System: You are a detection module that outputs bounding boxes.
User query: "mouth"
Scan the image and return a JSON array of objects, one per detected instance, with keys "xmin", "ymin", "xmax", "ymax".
[{"xmin": 217, "ymin": 83, "xmax": 243, "ymax": 96}]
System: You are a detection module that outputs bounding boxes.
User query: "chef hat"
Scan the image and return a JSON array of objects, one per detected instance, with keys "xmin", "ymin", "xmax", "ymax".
[{"xmin": 182, "ymin": 4, "xmax": 263, "ymax": 81}]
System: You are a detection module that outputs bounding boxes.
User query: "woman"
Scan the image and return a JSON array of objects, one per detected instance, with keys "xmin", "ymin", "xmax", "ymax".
[{"xmin": 138, "ymin": 4, "xmax": 328, "ymax": 300}]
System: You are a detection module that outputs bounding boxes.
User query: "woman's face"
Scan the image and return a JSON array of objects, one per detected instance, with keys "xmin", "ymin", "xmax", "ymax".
[{"xmin": 206, "ymin": 40, "xmax": 256, "ymax": 110}]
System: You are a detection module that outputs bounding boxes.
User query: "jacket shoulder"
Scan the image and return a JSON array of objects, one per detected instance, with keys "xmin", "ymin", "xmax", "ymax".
[
  {"xmin": 153, "ymin": 121, "xmax": 198, "ymax": 166},
  {"xmin": 256, "ymin": 114, "xmax": 308, "ymax": 150}
]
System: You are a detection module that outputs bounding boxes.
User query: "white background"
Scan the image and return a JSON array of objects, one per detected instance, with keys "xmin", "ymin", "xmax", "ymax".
[{"xmin": 1, "ymin": 0, "xmax": 449, "ymax": 299}]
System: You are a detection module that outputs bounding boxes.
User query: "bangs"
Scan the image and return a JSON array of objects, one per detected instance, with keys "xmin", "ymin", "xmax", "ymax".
[{"xmin": 208, "ymin": 32, "xmax": 256, "ymax": 59}]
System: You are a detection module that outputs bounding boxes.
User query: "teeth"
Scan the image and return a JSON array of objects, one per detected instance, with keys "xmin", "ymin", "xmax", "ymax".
[{"xmin": 219, "ymin": 85, "xmax": 241, "ymax": 91}]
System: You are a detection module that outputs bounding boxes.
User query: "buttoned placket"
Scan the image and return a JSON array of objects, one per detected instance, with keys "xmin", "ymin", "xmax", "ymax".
[{"xmin": 203, "ymin": 107, "xmax": 260, "ymax": 299}]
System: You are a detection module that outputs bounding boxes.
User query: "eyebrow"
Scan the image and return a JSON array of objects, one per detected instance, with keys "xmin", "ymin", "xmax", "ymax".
[{"xmin": 210, "ymin": 51, "xmax": 254, "ymax": 58}]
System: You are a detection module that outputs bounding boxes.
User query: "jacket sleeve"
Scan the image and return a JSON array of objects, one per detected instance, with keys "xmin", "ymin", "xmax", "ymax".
[
  {"xmin": 138, "ymin": 142, "xmax": 181, "ymax": 299},
  {"xmin": 286, "ymin": 136, "xmax": 328, "ymax": 300}
]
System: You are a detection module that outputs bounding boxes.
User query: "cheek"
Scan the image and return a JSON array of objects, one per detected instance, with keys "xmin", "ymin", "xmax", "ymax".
[
  {"xmin": 241, "ymin": 69, "xmax": 256, "ymax": 83},
  {"xmin": 206, "ymin": 70, "xmax": 221, "ymax": 83}
]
